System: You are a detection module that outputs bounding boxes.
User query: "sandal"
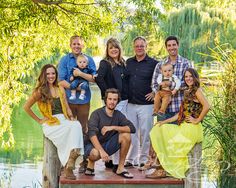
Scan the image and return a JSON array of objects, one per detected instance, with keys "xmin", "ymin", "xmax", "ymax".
[
  {"xmin": 112, "ymin": 165, "xmax": 118, "ymax": 173},
  {"xmin": 84, "ymin": 168, "xmax": 95, "ymax": 176},
  {"xmin": 138, "ymin": 160, "xmax": 158, "ymax": 171},
  {"xmin": 146, "ymin": 169, "xmax": 166, "ymax": 179},
  {"xmin": 138, "ymin": 161, "xmax": 154, "ymax": 171},
  {"xmin": 116, "ymin": 171, "xmax": 134, "ymax": 179}
]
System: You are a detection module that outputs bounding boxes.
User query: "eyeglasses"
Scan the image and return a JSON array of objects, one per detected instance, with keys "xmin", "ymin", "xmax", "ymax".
[{"xmin": 134, "ymin": 45, "xmax": 145, "ymax": 49}]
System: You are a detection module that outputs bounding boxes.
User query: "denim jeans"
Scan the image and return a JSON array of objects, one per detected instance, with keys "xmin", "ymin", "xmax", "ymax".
[{"xmin": 157, "ymin": 111, "xmax": 178, "ymax": 124}]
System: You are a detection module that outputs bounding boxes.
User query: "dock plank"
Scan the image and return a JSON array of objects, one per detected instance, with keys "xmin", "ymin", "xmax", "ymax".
[{"xmin": 60, "ymin": 160, "xmax": 184, "ymax": 188}]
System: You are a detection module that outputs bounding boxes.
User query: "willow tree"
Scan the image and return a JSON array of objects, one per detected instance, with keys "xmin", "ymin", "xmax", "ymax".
[
  {"xmin": 0, "ymin": 0, "xmax": 127, "ymax": 149},
  {"xmin": 120, "ymin": 0, "xmax": 165, "ymax": 57},
  {"xmin": 162, "ymin": 2, "xmax": 236, "ymax": 63},
  {"xmin": 160, "ymin": 0, "xmax": 236, "ymax": 12},
  {"xmin": 120, "ymin": 0, "xmax": 236, "ymax": 59}
]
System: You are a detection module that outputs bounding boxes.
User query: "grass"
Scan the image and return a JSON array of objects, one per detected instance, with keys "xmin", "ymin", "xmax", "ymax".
[{"xmin": 201, "ymin": 45, "xmax": 236, "ymax": 186}]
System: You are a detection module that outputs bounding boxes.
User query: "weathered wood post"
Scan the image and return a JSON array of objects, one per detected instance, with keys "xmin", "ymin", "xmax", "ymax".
[
  {"xmin": 184, "ymin": 143, "xmax": 202, "ymax": 188},
  {"xmin": 42, "ymin": 136, "xmax": 61, "ymax": 188}
]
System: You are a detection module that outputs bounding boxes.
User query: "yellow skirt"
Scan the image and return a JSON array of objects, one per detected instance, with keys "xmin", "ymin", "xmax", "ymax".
[{"xmin": 150, "ymin": 122, "xmax": 203, "ymax": 178}]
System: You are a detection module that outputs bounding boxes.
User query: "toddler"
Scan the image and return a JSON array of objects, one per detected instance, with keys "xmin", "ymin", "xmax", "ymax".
[
  {"xmin": 153, "ymin": 62, "xmax": 181, "ymax": 117},
  {"xmin": 69, "ymin": 54, "xmax": 93, "ymax": 100}
]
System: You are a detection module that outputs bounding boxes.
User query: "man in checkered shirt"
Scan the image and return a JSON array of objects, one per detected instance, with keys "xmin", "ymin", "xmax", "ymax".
[{"xmin": 151, "ymin": 36, "xmax": 193, "ymax": 122}]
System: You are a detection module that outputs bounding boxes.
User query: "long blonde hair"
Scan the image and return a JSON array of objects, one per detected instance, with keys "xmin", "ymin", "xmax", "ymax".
[
  {"xmin": 34, "ymin": 64, "xmax": 58, "ymax": 103},
  {"xmin": 104, "ymin": 37, "xmax": 125, "ymax": 67}
]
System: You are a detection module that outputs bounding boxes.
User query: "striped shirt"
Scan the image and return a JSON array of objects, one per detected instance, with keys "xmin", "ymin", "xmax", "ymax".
[{"xmin": 151, "ymin": 55, "xmax": 192, "ymax": 113}]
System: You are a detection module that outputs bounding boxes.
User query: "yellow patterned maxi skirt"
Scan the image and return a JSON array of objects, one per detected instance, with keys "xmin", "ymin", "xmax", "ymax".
[{"xmin": 150, "ymin": 122, "xmax": 203, "ymax": 178}]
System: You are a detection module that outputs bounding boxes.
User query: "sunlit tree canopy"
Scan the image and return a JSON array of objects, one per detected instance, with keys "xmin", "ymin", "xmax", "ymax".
[{"xmin": 0, "ymin": 0, "xmax": 235, "ymax": 151}]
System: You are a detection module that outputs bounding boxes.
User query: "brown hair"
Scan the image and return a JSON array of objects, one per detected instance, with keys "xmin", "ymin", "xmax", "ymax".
[
  {"xmin": 104, "ymin": 37, "xmax": 125, "ymax": 67},
  {"xmin": 183, "ymin": 68, "xmax": 200, "ymax": 101},
  {"xmin": 70, "ymin": 35, "xmax": 83, "ymax": 45},
  {"xmin": 165, "ymin": 36, "xmax": 179, "ymax": 47},
  {"xmin": 184, "ymin": 68, "xmax": 200, "ymax": 88},
  {"xmin": 34, "ymin": 64, "xmax": 58, "ymax": 103},
  {"xmin": 104, "ymin": 88, "xmax": 121, "ymax": 104}
]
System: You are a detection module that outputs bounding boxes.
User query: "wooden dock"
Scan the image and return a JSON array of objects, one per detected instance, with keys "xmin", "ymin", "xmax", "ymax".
[{"xmin": 59, "ymin": 160, "xmax": 184, "ymax": 188}]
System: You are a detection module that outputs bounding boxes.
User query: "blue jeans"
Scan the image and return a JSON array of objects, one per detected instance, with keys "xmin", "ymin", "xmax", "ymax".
[
  {"xmin": 70, "ymin": 78, "xmax": 89, "ymax": 90},
  {"xmin": 157, "ymin": 112, "xmax": 178, "ymax": 124}
]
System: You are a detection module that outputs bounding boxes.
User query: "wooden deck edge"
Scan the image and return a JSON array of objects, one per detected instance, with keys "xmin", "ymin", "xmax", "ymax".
[{"xmin": 60, "ymin": 178, "xmax": 184, "ymax": 185}]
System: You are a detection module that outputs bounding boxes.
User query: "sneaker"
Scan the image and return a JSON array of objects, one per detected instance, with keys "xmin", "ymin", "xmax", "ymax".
[
  {"xmin": 138, "ymin": 163, "xmax": 146, "ymax": 171},
  {"xmin": 139, "ymin": 163, "xmax": 145, "ymax": 167},
  {"xmin": 69, "ymin": 95, "xmax": 76, "ymax": 100},
  {"xmin": 78, "ymin": 160, "xmax": 88, "ymax": 173},
  {"xmin": 79, "ymin": 94, "xmax": 85, "ymax": 100},
  {"xmin": 124, "ymin": 162, "xmax": 138, "ymax": 168}
]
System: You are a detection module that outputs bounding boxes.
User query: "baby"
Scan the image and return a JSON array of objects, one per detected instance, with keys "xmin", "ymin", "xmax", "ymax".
[
  {"xmin": 69, "ymin": 54, "xmax": 93, "ymax": 100},
  {"xmin": 153, "ymin": 62, "xmax": 181, "ymax": 117}
]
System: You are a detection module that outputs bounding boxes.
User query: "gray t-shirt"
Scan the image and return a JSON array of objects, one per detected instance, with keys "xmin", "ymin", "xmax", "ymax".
[{"xmin": 87, "ymin": 107, "xmax": 136, "ymax": 144}]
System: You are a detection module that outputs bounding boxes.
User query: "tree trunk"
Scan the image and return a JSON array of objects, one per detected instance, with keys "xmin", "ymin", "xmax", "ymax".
[
  {"xmin": 42, "ymin": 136, "xmax": 61, "ymax": 188},
  {"xmin": 184, "ymin": 143, "xmax": 202, "ymax": 188}
]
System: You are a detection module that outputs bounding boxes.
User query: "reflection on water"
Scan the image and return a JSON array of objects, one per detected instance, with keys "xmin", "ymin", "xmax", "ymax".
[{"xmin": 0, "ymin": 163, "xmax": 42, "ymax": 188}]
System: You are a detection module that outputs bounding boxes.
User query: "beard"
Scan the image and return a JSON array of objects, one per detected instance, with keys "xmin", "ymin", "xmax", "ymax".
[
  {"xmin": 106, "ymin": 102, "xmax": 117, "ymax": 111},
  {"xmin": 107, "ymin": 106, "xmax": 116, "ymax": 111}
]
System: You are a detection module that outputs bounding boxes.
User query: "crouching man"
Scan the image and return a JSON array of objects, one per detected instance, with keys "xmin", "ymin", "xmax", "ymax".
[{"xmin": 84, "ymin": 88, "xmax": 136, "ymax": 178}]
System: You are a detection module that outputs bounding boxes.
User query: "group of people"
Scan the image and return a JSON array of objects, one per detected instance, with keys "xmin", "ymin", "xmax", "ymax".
[{"xmin": 24, "ymin": 35, "xmax": 210, "ymax": 180}]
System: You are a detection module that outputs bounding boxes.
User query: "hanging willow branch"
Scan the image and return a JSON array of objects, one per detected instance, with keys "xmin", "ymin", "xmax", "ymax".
[
  {"xmin": 56, "ymin": 4, "xmax": 97, "ymax": 19},
  {"xmin": 164, "ymin": 3, "xmax": 236, "ymax": 63},
  {"xmin": 31, "ymin": 0, "xmax": 101, "ymax": 6},
  {"xmin": 29, "ymin": 0, "xmax": 107, "ymax": 27}
]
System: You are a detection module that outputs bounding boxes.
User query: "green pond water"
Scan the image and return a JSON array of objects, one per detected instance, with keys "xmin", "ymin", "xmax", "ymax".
[{"xmin": 0, "ymin": 85, "xmax": 231, "ymax": 188}]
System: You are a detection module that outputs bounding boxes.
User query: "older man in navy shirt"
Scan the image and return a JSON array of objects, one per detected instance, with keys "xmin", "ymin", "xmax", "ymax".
[{"xmin": 125, "ymin": 36, "xmax": 159, "ymax": 167}]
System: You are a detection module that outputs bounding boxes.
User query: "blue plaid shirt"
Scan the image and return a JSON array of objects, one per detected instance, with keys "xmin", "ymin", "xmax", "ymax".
[{"xmin": 151, "ymin": 55, "xmax": 192, "ymax": 113}]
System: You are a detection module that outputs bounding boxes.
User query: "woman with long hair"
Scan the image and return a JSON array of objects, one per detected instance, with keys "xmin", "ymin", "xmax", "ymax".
[
  {"xmin": 24, "ymin": 64, "xmax": 84, "ymax": 180},
  {"xmin": 96, "ymin": 37, "xmax": 128, "ymax": 110},
  {"xmin": 147, "ymin": 68, "xmax": 210, "ymax": 179},
  {"xmin": 95, "ymin": 37, "xmax": 129, "ymax": 171}
]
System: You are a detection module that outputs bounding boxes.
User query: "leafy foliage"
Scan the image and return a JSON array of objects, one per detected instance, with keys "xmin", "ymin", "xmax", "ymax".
[
  {"xmin": 0, "ymin": 0, "xmax": 127, "ymax": 148},
  {"xmin": 160, "ymin": 0, "xmax": 236, "ymax": 12},
  {"xmin": 1, "ymin": 1, "xmax": 236, "ymax": 163},
  {"xmin": 121, "ymin": 0, "xmax": 236, "ymax": 61},
  {"xmin": 203, "ymin": 45, "xmax": 236, "ymax": 174},
  {"xmin": 162, "ymin": 3, "xmax": 236, "ymax": 62},
  {"xmin": 121, "ymin": 0, "xmax": 164, "ymax": 56}
]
